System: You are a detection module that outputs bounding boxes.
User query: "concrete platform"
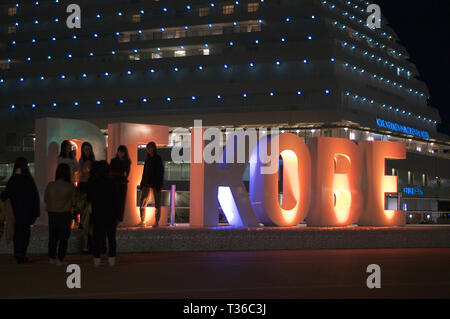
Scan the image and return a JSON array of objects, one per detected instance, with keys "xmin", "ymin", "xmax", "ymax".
[{"xmin": 1, "ymin": 224, "xmax": 450, "ymax": 254}]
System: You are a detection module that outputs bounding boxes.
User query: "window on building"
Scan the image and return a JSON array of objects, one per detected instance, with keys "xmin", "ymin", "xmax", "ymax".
[
  {"xmin": 174, "ymin": 50, "xmax": 186, "ymax": 57},
  {"xmin": 0, "ymin": 59, "xmax": 10, "ymax": 70},
  {"xmin": 408, "ymin": 171, "xmax": 414, "ymax": 185},
  {"xmin": 202, "ymin": 48, "xmax": 210, "ymax": 55},
  {"xmin": 248, "ymin": 3, "xmax": 259, "ymax": 12},
  {"xmin": 223, "ymin": 5, "xmax": 234, "ymax": 14},
  {"xmin": 199, "ymin": 7, "xmax": 210, "ymax": 16},
  {"xmin": 349, "ymin": 132, "xmax": 356, "ymax": 140},
  {"xmin": 175, "ymin": 30, "xmax": 187, "ymax": 38},
  {"xmin": 129, "ymin": 54, "xmax": 140, "ymax": 61},
  {"xmin": 8, "ymin": 8, "xmax": 17, "ymax": 16},
  {"xmin": 422, "ymin": 174, "xmax": 428, "ymax": 187},
  {"xmin": 131, "ymin": 14, "xmax": 141, "ymax": 23},
  {"xmin": 247, "ymin": 24, "xmax": 262, "ymax": 32},
  {"xmin": 152, "ymin": 52, "xmax": 162, "ymax": 59},
  {"xmin": 8, "ymin": 26, "xmax": 16, "ymax": 34}
]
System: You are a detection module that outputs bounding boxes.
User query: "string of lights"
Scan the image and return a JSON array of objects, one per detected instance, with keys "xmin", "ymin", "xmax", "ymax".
[
  {"xmin": 1, "ymin": 55, "xmax": 427, "ymax": 100},
  {"xmin": 5, "ymin": 76, "xmax": 439, "ymax": 125}
]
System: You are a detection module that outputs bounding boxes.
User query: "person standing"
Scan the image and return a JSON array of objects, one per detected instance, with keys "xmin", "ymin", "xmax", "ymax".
[
  {"xmin": 0, "ymin": 157, "xmax": 40, "ymax": 264},
  {"xmin": 57, "ymin": 140, "xmax": 78, "ymax": 184},
  {"xmin": 76, "ymin": 142, "xmax": 95, "ymax": 229},
  {"xmin": 110, "ymin": 145, "xmax": 131, "ymax": 224},
  {"xmin": 87, "ymin": 161, "xmax": 119, "ymax": 267},
  {"xmin": 44, "ymin": 163, "xmax": 77, "ymax": 266},
  {"xmin": 139, "ymin": 142, "xmax": 164, "ymax": 227}
]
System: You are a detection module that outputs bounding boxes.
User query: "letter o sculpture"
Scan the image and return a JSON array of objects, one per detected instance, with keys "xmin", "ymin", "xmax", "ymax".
[{"xmin": 250, "ymin": 133, "xmax": 311, "ymax": 226}]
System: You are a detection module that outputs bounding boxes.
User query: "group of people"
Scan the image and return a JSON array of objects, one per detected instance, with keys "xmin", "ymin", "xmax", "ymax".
[{"xmin": 0, "ymin": 141, "xmax": 164, "ymax": 266}]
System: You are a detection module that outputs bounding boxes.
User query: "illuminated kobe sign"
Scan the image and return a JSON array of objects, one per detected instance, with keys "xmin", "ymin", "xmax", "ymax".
[
  {"xmin": 35, "ymin": 118, "xmax": 407, "ymax": 229},
  {"xmin": 376, "ymin": 118, "xmax": 430, "ymax": 139},
  {"xmin": 189, "ymin": 127, "xmax": 407, "ymax": 228}
]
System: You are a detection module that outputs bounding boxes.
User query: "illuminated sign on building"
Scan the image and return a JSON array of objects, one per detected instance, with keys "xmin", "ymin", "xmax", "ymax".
[
  {"xmin": 403, "ymin": 187, "xmax": 424, "ymax": 196},
  {"xmin": 36, "ymin": 118, "xmax": 407, "ymax": 228},
  {"xmin": 376, "ymin": 118, "xmax": 430, "ymax": 139}
]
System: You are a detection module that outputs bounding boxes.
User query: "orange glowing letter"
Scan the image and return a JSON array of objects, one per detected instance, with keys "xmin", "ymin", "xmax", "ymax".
[
  {"xmin": 308, "ymin": 137, "xmax": 363, "ymax": 226},
  {"xmin": 359, "ymin": 141, "xmax": 406, "ymax": 226},
  {"xmin": 250, "ymin": 133, "xmax": 311, "ymax": 226},
  {"xmin": 35, "ymin": 117, "xmax": 107, "ymax": 225},
  {"xmin": 107, "ymin": 123, "xmax": 169, "ymax": 226}
]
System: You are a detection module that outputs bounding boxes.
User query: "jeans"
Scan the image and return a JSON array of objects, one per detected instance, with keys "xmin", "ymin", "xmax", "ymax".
[
  {"xmin": 92, "ymin": 219, "xmax": 117, "ymax": 258},
  {"xmin": 139, "ymin": 186, "xmax": 161, "ymax": 224},
  {"xmin": 48, "ymin": 212, "xmax": 72, "ymax": 261},
  {"xmin": 13, "ymin": 223, "xmax": 30, "ymax": 260}
]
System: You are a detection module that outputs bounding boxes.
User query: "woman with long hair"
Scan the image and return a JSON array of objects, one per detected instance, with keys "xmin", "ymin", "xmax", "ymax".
[
  {"xmin": 78, "ymin": 142, "xmax": 95, "ymax": 185},
  {"xmin": 0, "ymin": 157, "xmax": 40, "ymax": 264},
  {"xmin": 110, "ymin": 145, "xmax": 131, "ymax": 224},
  {"xmin": 138, "ymin": 142, "xmax": 164, "ymax": 227},
  {"xmin": 76, "ymin": 142, "xmax": 95, "ymax": 230},
  {"xmin": 44, "ymin": 163, "xmax": 77, "ymax": 265},
  {"xmin": 57, "ymin": 140, "xmax": 78, "ymax": 183}
]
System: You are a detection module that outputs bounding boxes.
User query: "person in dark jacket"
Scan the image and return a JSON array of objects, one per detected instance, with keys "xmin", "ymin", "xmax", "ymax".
[
  {"xmin": 0, "ymin": 157, "xmax": 40, "ymax": 264},
  {"xmin": 138, "ymin": 142, "xmax": 164, "ymax": 227},
  {"xmin": 87, "ymin": 161, "xmax": 119, "ymax": 267},
  {"xmin": 110, "ymin": 145, "xmax": 131, "ymax": 224}
]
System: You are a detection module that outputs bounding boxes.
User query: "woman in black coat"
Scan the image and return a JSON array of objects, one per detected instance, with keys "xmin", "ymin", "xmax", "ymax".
[
  {"xmin": 110, "ymin": 145, "xmax": 131, "ymax": 224},
  {"xmin": 0, "ymin": 157, "xmax": 40, "ymax": 264},
  {"xmin": 87, "ymin": 161, "xmax": 119, "ymax": 267},
  {"xmin": 138, "ymin": 142, "xmax": 164, "ymax": 227}
]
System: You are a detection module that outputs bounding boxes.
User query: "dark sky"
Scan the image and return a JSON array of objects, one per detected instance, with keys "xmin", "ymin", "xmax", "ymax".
[{"xmin": 374, "ymin": 0, "xmax": 450, "ymax": 135}]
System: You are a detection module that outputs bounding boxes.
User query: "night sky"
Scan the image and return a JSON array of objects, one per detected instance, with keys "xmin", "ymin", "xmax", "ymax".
[{"xmin": 374, "ymin": 0, "xmax": 450, "ymax": 136}]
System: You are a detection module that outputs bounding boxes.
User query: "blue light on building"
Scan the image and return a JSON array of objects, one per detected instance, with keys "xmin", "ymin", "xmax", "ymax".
[
  {"xmin": 376, "ymin": 118, "xmax": 430, "ymax": 139},
  {"xmin": 402, "ymin": 187, "xmax": 424, "ymax": 196}
]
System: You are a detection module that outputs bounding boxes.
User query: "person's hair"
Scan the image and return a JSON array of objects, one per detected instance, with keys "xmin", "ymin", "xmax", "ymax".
[
  {"xmin": 116, "ymin": 145, "xmax": 131, "ymax": 164},
  {"xmin": 81, "ymin": 142, "xmax": 95, "ymax": 162},
  {"xmin": 59, "ymin": 140, "xmax": 74, "ymax": 159},
  {"xmin": 55, "ymin": 163, "xmax": 71, "ymax": 183},
  {"xmin": 13, "ymin": 157, "xmax": 32, "ymax": 178},
  {"xmin": 146, "ymin": 141, "xmax": 157, "ymax": 159},
  {"xmin": 95, "ymin": 160, "xmax": 110, "ymax": 179}
]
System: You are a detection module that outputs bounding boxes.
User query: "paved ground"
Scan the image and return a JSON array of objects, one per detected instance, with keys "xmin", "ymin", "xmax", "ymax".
[{"xmin": 0, "ymin": 248, "xmax": 449, "ymax": 299}]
